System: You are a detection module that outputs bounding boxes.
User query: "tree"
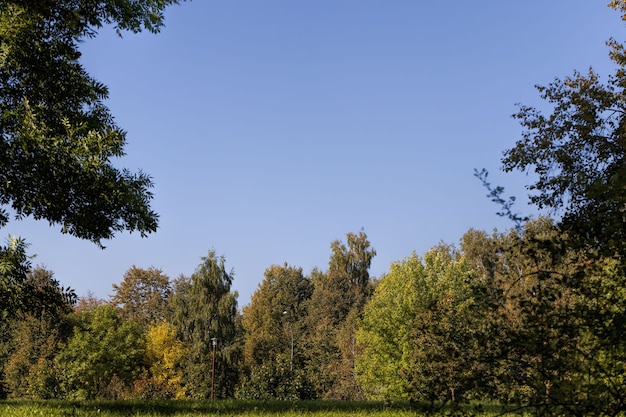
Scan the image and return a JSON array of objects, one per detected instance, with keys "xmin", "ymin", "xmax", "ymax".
[
  {"xmin": 460, "ymin": 218, "xmax": 626, "ymax": 416},
  {"xmin": 405, "ymin": 286, "xmax": 478, "ymax": 405},
  {"xmin": 356, "ymin": 245, "xmax": 477, "ymax": 404},
  {"xmin": 356, "ymin": 253, "xmax": 424, "ymax": 400},
  {"xmin": 493, "ymin": 3, "xmax": 626, "ymax": 414},
  {"xmin": 56, "ymin": 304, "xmax": 145, "ymax": 399},
  {"xmin": 1, "ymin": 267, "xmax": 75, "ymax": 399},
  {"xmin": 0, "ymin": 3, "xmax": 183, "ymax": 388},
  {"xmin": 73, "ymin": 291, "xmax": 106, "ymax": 314},
  {"xmin": 238, "ymin": 263, "xmax": 313, "ymax": 400},
  {"xmin": 574, "ymin": 258, "xmax": 626, "ymax": 416},
  {"xmin": 0, "ymin": 0, "xmax": 185, "ymax": 244},
  {"xmin": 110, "ymin": 266, "xmax": 171, "ymax": 330},
  {"xmin": 304, "ymin": 231, "xmax": 376, "ymax": 399},
  {"xmin": 169, "ymin": 250, "xmax": 239, "ymax": 399},
  {"xmin": 501, "ymin": 2, "xmax": 626, "ymax": 258},
  {"xmin": 4, "ymin": 314, "xmax": 65, "ymax": 399},
  {"xmin": 134, "ymin": 319, "xmax": 186, "ymax": 399},
  {"xmin": 0, "ymin": 236, "xmax": 32, "ymax": 321},
  {"xmin": 22, "ymin": 265, "xmax": 76, "ymax": 317}
]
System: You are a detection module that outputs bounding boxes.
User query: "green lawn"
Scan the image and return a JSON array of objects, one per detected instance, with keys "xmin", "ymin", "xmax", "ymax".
[{"xmin": 0, "ymin": 400, "xmax": 512, "ymax": 417}]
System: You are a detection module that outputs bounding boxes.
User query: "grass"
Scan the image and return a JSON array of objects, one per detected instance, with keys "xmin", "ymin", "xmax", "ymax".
[{"xmin": 0, "ymin": 399, "xmax": 515, "ymax": 417}]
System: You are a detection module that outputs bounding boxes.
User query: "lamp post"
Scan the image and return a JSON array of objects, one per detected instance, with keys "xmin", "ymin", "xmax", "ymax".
[
  {"xmin": 283, "ymin": 311, "xmax": 293, "ymax": 372},
  {"xmin": 210, "ymin": 337, "xmax": 217, "ymax": 400}
]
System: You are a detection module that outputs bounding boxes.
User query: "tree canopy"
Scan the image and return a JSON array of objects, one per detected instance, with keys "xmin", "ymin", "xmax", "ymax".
[
  {"xmin": 111, "ymin": 266, "xmax": 171, "ymax": 330},
  {"xmin": 502, "ymin": 2, "xmax": 626, "ymax": 257},
  {"xmin": 0, "ymin": 0, "xmax": 184, "ymax": 244},
  {"xmin": 169, "ymin": 251, "xmax": 239, "ymax": 399}
]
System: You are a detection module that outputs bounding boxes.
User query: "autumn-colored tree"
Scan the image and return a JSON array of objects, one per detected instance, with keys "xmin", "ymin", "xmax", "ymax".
[
  {"xmin": 73, "ymin": 292, "xmax": 106, "ymax": 315},
  {"xmin": 110, "ymin": 266, "xmax": 171, "ymax": 330},
  {"xmin": 1, "ymin": 267, "xmax": 75, "ymax": 399},
  {"xmin": 4, "ymin": 314, "xmax": 64, "ymax": 399},
  {"xmin": 134, "ymin": 320, "xmax": 186, "ymax": 399}
]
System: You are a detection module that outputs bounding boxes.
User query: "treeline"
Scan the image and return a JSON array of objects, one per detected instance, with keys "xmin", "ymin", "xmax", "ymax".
[
  {"xmin": 0, "ymin": 232, "xmax": 374, "ymax": 401},
  {"xmin": 3, "ymin": 3, "xmax": 626, "ymax": 416},
  {"xmin": 1, "ymin": 222, "xmax": 625, "ymax": 416}
]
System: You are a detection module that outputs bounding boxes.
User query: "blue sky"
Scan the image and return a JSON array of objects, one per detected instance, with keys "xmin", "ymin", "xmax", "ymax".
[{"xmin": 5, "ymin": 1, "xmax": 623, "ymax": 305}]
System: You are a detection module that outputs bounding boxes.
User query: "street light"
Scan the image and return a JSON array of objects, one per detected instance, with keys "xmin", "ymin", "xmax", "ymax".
[
  {"xmin": 283, "ymin": 311, "xmax": 293, "ymax": 372},
  {"xmin": 210, "ymin": 337, "xmax": 217, "ymax": 400}
]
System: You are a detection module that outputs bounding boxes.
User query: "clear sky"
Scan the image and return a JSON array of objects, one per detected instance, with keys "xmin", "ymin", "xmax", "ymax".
[{"xmin": 4, "ymin": 1, "xmax": 624, "ymax": 306}]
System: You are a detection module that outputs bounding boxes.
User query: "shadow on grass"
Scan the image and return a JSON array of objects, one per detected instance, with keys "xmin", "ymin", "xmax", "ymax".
[
  {"xmin": 48, "ymin": 399, "xmax": 413, "ymax": 414},
  {"xmin": 2, "ymin": 399, "xmax": 509, "ymax": 416}
]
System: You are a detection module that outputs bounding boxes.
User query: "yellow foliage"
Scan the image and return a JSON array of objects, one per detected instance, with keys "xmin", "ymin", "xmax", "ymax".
[{"xmin": 145, "ymin": 320, "xmax": 187, "ymax": 398}]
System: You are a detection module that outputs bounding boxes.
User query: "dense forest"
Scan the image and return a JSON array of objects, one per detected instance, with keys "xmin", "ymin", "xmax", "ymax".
[{"xmin": 2, "ymin": 1, "xmax": 626, "ymax": 416}]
